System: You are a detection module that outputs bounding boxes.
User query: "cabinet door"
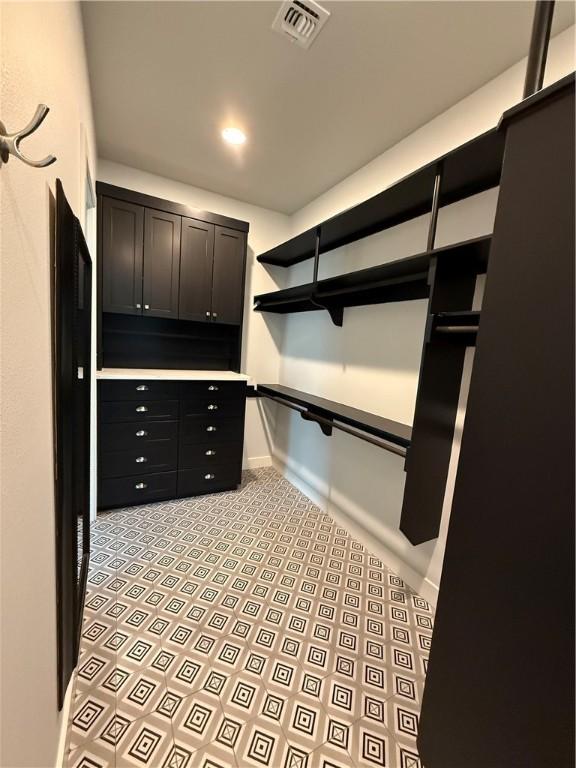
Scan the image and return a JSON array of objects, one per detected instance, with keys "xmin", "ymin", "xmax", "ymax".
[
  {"xmin": 101, "ymin": 197, "xmax": 144, "ymax": 315},
  {"xmin": 142, "ymin": 209, "xmax": 181, "ymax": 319},
  {"xmin": 179, "ymin": 217, "xmax": 215, "ymax": 322},
  {"xmin": 211, "ymin": 226, "xmax": 246, "ymax": 324}
]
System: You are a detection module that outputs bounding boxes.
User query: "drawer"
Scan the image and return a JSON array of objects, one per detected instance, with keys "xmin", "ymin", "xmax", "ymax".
[
  {"xmin": 180, "ymin": 416, "xmax": 243, "ymax": 445},
  {"xmin": 99, "ymin": 471, "xmax": 177, "ymax": 509},
  {"xmin": 100, "ymin": 420, "xmax": 178, "ymax": 452},
  {"xmin": 100, "ymin": 443, "xmax": 177, "ymax": 479},
  {"xmin": 177, "ymin": 465, "xmax": 241, "ymax": 498},
  {"xmin": 99, "ymin": 380, "xmax": 180, "ymax": 401},
  {"xmin": 181, "ymin": 397, "xmax": 245, "ymax": 419},
  {"xmin": 179, "ymin": 442, "xmax": 241, "ymax": 471},
  {"xmin": 100, "ymin": 400, "xmax": 179, "ymax": 423},
  {"xmin": 180, "ymin": 381, "xmax": 246, "ymax": 400}
]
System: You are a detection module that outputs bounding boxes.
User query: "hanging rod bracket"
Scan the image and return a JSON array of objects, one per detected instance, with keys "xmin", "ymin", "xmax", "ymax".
[
  {"xmin": 301, "ymin": 410, "xmax": 333, "ymax": 436},
  {"xmin": 310, "ymin": 296, "xmax": 344, "ymax": 326},
  {"xmin": 0, "ymin": 104, "xmax": 56, "ymax": 169}
]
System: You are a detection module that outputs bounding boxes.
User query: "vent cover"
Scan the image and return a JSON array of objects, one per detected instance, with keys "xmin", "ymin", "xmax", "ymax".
[{"xmin": 272, "ymin": 0, "xmax": 330, "ymax": 49}]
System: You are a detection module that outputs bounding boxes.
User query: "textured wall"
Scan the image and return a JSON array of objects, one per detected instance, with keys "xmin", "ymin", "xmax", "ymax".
[{"xmin": 0, "ymin": 3, "xmax": 96, "ymax": 765}]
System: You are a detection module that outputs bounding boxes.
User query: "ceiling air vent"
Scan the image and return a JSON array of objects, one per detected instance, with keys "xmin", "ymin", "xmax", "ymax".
[{"xmin": 272, "ymin": 0, "xmax": 330, "ymax": 49}]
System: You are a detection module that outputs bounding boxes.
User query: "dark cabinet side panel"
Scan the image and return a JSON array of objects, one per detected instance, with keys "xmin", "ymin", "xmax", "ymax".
[
  {"xmin": 143, "ymin": 209, "xmax": 181, "ymax": 319},
  {"xmin": 179, "ymin": 217, "xmax": 215, "ymax": 322},
  {"xmin": 101, "ymin": 197, "xmax": 144, "ymax": 315},
  {"xmin": 211, "ymin": 226, "xmax": 246, "ymax": 325},
  {"xmin": 418, "ymin": 84, "xmax": 575, "ymax": 768}
]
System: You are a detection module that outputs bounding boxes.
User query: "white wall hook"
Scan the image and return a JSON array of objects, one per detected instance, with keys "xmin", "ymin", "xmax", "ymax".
[{"xmin": 0, "ymin": 104, "xmax": 56, "ymax": 168}]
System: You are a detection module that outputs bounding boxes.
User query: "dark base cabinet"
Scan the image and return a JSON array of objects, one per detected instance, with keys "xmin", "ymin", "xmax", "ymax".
[{"xmin": 98, "ymin": 378, "xmax": 246, "ymax": 509}]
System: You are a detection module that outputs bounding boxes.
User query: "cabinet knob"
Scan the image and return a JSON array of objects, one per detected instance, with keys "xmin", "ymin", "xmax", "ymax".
[
  {"xmin": 206, "ymin": 311, "xmax": 211, "ymax": 317},
  {"xmin": 212, "ymin": 312, "xmax": 218, "ymax": 318},
  {"xmin": 204, "ymin": 474, "xmax": 215, "ymax": 480},
  {"xmin": 207, "ymin": 404, "xmax": 218, "ymax": 410},
  {"xmin": 136, "ymin": 406, "xmax": 148, "ymax": 412},
  {"xmin": 136, "ymin": 303, "xmax": 141, "ymax": 309},
  {"xmin": 208, "ymin": 385, "xmax": 219, "ymax": 391},
  {"xmin": 136, "ymin": 430, "xmax": 148, "ymax": 437},
  {"xmin": 144, "ymin": 304, "xmax": 150, "ymax": 310},
  {"xmin": 135, "ymin": 456, "xmax": 147, "ymax": 463},
  {"xmin": 135, "ymin": 482, "xmax": 147, "ymax": 490},
  {"xmin": 136, "ymin": 384, "xmax": 149, "ymax": 391},
  {"xmin": 206, "ymin": 426, "xmax": 216, "ymax": 432},
  {"xmin": 205, "ymin": 450, "xmax": 216, "ymax": 456}
]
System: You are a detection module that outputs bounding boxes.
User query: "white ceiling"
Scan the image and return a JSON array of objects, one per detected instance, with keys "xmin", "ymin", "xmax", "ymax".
[{"xmin": 82, "ymin": 1, "xmax": 574, "ymax": 214}]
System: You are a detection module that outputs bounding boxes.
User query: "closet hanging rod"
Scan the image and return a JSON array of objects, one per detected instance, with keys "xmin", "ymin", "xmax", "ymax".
[
  {"xmin": 435, "ymin": 325, "xmax": 480, "ymax": 334},
  {"xmin": 259, "ymin": 391, "xmax": 407, "ymax": 458}
]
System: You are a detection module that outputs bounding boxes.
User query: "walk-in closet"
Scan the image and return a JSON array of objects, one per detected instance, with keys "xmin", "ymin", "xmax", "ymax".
[{"xmin": 0, "ymin": 3, "xmax": 573, "ymax": 768}]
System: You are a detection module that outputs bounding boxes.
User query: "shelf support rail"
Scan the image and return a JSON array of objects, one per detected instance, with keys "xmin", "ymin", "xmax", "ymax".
[
  {"xmin": 427, "ymin": 162, "xmax": 443, "ymax": 252},
  {"xmin": 523, "ymin": 1, "xmax": 555, "ymax": 98},
  {"xmin": 259, "ymin": 391, "xmax": 408, "ymax": 458},
  {"xmin": 309, "ymin": 225, "xmax": 344, "ymax": 326}
]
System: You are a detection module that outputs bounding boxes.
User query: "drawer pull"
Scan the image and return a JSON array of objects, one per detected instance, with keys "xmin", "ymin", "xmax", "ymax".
[
  {"xmin": 136, "ymin": 384, "xmax": 149, "ymax": 391},
  {"xmin": 208, "ymin": 385, "xmax": 219, "ymax": 391},
  {"xmin": 135, "ymin": 482, "xmax": 147, "ymax": 490},
  {"xmin": 135, "ymin": 456, "xmax": 147, "ymax": 463},
  {"xmin": 204, "ymin": 474, "xmax": 215, "ymax": 480},
  {"xmin": 206, "ymin": 426, "xmax": 217, "ymax": 432},
  {"xmin": 205, "ymin": 450, "xmax": 216, "ymax": 456},
  {"xmin": 136, "ymin": 430, "xmax": 148, "ymax": 437},
  {"xmin": 207, "ymin": 404, "xmax": 218, "ymax": 410},
  {"xmin": 136, "ymin": 406, "xmax": 148, "ymax": 413}
]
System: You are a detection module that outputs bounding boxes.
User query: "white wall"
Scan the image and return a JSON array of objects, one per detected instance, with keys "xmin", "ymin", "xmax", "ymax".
[
  {"xmin": 97, "ymin": 160, "xmax": 291, "ymax": 468},
  {"xmin": 264, "ymin": 25, "xmax": 575, "ymax": 604},
  {"xmin": 0, "ymin": 3, "xmax": 96, "ymax": 767}
]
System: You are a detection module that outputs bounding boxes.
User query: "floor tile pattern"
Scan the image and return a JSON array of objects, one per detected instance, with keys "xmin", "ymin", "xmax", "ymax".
[{"xmin": 65, "ymin": 468, "xmax": 432, "ymax": 768}]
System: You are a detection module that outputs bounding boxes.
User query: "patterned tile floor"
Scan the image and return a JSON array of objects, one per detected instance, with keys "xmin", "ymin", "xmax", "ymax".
[{"xmin": 65, "ymin": 467, "xmax": 432, "ymax": 768}]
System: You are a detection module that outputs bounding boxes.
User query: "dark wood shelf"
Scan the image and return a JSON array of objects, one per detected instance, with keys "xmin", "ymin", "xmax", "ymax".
[
  {"xmin": 257, "ymin": 383, "xmax": 412, "ymax": 448},
  {"xmin": 257, "ymin": 129, "xmax": 504, "ymax": 267},
  {"xmin": 254, "ymin": 235, "xmax": 490, "ymax": 316}
]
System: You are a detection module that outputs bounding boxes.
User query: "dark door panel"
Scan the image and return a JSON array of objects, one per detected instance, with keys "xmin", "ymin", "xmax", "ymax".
[
  {"xmin": 99, "ymin": 379, "xmax": 180, "ymax": 402},
  {"xmin": 180, "ymin": 397, "xmax": 245, "ymax": 419},
  {"xmin": 143, "ymin": 209, "xmax": 181, "ymax": 318},
  {"xmin": 100, "ymin": 400, "xmax": 179, "ymax": 423},
  {"xmin": 101, "ymin": 197, "xmax": 144, "ymax": 315},
  {"xmin": 179, "ymin": 217, "xmax": 215, "ymax": 322},
  {"xmin": 180, "ymin": 416, "xmax": 243, "ymax": 445},
  {"xmin": 211, "ymin": 226, "xmax": 246, "ymax": 324},
  {"xmin": 100, "ymin": 471, "xmax": 177, "ymax": 509},
  {"xmin": 179, "ymin": 380, "xmax": 246, "ymax": 400},
  {"xmin": 177, "ymin": 464, "xmax": 241, "ymax": 497},
  {"xmin": 99, "ymin": 420, "xmax": 178, "ymax": 452},
  {"xmin": 179, "ymin": 442, "xmax": 241, "ymax": 470},
  {"xmin": 100, "ymin": 443, "xmax": 177, "ymax": 479}
]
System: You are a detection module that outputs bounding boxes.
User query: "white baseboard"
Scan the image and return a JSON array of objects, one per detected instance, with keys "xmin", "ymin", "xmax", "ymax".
[
  {"xmin": 271, "ymin": 450, "xmax": 439, "ymax": 606},
  {"xmin": 243, "ymin": 455, "xmax": 272, "ymax": 470},
  {"xmin": 55, "ymin": 673, "xmax": 75, "ymax": 767}
]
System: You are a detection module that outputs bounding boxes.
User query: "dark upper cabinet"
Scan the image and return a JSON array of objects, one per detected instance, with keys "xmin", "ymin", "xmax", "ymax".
[
  {"xmin": 97, "ymin": 182, "xmax": 249, "ymax": 371},
  {"xmin": 212, "ymin": 227, "xmax": 246, "ymax": 324},
  {"xmin": 143, "ymin": 209, "xmax": 181, "ymax": 319},
  {"xmin": 101, "ymin": 197, "xmax": 144, "ymax": 315},
  {"xmin": 179, "ymin": 217, "xmax": 215, "ymax": 322}
]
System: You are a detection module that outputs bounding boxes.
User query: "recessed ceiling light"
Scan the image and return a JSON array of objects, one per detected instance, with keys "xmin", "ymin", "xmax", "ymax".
[{"xmin": 222, "ymin": 127, "xmax": 246, "ymax": 146}]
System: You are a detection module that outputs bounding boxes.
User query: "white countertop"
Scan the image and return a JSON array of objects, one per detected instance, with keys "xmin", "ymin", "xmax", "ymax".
[{"xmin": 97, "ymin": 368, "xmax": 251, "ymax": 382}]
